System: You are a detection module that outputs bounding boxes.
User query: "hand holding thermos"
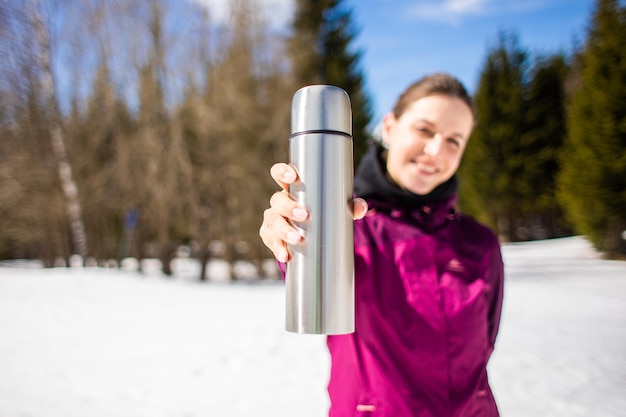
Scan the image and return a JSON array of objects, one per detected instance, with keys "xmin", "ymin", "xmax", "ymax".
[{"xmin": 259, "ymin": 85, "xmax": 368, "ymax": 335}]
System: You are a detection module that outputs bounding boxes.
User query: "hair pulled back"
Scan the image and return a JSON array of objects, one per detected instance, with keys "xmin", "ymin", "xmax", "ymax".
[{"xmin": 391, "ymin": 73, "xmax": 475, "ymax": 122}]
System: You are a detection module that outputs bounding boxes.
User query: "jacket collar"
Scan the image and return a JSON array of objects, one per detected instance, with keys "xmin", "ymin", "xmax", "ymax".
[{"xmin": 365, "ymin": 195, "xmax": 459, "ymax": 231}]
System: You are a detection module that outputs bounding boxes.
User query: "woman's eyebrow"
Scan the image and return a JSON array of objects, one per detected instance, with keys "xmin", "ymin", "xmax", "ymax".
[
  {"xmin": 416, "ymin": 118, "xmax": 435, "ymax": 127},
  {"xmin": 451, "ymin": 132, "xmax": 466, "ymax": 141}
]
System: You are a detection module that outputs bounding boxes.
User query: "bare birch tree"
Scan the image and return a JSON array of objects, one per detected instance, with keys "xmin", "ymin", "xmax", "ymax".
[{"xmin": 29, "ymin": 0, "xmax": 88, "ymax": 260}]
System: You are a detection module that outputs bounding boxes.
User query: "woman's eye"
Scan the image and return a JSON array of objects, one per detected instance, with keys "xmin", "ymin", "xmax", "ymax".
[
  {"xmin": 416, "ymin": 127, "xmax": 433, "ymax": 136},
  {"xmin": 447, "ymin": 138, "xmax": 461, "ymax": 148}
]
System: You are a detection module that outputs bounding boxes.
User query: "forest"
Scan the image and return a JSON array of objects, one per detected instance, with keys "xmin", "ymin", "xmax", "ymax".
[{"xmin": 0, "ymin": 0, "xmax": 624, "ymax": 279}]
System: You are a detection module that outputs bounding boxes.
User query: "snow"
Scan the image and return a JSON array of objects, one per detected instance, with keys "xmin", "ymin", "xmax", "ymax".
[{"xmin": 0, "ymin": 236, "xmax": 624, "ymax": 417}]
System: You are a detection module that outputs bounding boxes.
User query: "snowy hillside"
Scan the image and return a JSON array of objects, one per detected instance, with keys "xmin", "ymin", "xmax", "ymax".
[{"xmin": 0, "ymin": 236, "xmax": 624, "ymax": 417}]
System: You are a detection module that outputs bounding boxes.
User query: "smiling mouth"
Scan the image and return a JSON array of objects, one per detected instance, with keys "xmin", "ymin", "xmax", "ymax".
[{"xmin": 411, "ymin": 160, "xmax": 437, "ymax": 174}]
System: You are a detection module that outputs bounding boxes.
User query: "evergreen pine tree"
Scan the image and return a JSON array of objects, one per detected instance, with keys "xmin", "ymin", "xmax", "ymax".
[
  {"xmin": 459, "ymin": 32, "xmax": 529, "ymax": 240},
  {"xmin": 557, "ymin": 0, "xmax": 626, "ymax": 257},
  {"xmin": 289, "ymin": 0, "xmax": 372, "ymax": 165},
  {"xmin": 518, "ymin": 54, "xmax": 572, "ymax": 239}
]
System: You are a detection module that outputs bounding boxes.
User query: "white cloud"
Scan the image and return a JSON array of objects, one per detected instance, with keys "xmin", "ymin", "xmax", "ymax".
[
  {"xmin": 189, "ymin": 0, "xmax": 294, "ymax": 29},
  {"xmin": 409, "ymin": 0, "xmax": 550, "ymax": 24},
  {"xmin": 446, "ymin": 0, "xmax": 490, "ymax": 14}
]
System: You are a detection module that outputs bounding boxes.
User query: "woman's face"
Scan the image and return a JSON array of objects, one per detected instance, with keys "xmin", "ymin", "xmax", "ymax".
[{"xmin": 382, "ymin": 94, "xmax": 474, "ymax": 195}]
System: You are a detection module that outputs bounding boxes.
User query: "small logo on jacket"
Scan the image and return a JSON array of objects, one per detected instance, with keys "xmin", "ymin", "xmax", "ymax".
[{"xmin": 446, "ymin": 258, "xmax": 466, "ymax": 273}]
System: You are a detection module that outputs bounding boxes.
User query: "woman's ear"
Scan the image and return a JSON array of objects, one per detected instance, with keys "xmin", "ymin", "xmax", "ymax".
[{"xmin": 381, "ymin": 113, "xmax": 395, "ymax": 149}]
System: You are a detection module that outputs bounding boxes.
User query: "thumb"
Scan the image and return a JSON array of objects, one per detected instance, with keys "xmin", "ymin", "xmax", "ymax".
[{"xmin": 351, "ymin": 198, "xmax": 368, "ymax": 220}]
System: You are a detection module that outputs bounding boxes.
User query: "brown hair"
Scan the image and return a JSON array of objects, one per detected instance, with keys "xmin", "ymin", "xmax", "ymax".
[{"xmin": 391, "ymin": 72, "xmax": 476, "ymax": 122}]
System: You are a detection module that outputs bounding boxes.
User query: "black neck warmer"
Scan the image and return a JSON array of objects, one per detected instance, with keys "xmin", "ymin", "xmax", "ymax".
[{"xmin": 354, "ymin": 143, "xmax": 457, "ymax": 207}]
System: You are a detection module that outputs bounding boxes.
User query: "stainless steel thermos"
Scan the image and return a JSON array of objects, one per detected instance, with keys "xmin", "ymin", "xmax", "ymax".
[{"xmin": 285, "ymin": 85, "xmax": 355, "ymax": 335}]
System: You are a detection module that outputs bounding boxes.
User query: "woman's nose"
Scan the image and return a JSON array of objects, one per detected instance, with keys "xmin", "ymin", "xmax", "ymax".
[{"xmin": 423, "ymin": 133, "xmax": 443, "ymax": 156}]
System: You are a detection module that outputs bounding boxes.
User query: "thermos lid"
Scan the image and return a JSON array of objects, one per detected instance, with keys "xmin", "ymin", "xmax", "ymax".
[{"xmin": 291, "ymin": 85, "xmax": 352, "ymax": 136}]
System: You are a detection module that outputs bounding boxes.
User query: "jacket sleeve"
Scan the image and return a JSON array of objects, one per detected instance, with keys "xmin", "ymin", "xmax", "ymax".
[
  {"xmin": 486, "ymin": 240, "xmax": 505, "ymax": 354},
  {"xmin": 277, "ymin": 261, "xmax": 286, "ymax": 280}
]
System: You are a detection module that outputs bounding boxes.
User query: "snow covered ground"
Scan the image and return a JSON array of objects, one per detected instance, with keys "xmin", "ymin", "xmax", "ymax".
[{"xmin": 0, "ymin": 236, "xmax": 624, "ymax": 417}]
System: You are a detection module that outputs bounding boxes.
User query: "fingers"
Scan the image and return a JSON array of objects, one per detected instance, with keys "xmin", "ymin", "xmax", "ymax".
[
  {"xmin": 270, "ymin": 163, "xmax": 299, "ymax": 191},
  {"xmin": 269, "ymin": 190, "xmax": 308, "ymax": 223},
  {"xmin": 260, "ymin": 209, "xmax": 294, "ymax": 263},
  {"xmin": 262, "ymin": 163, "xmax": 305, "ymax": 262},
  {"xmin": 262, "ymin": 163, "xmax": 369, "ymax": 263},
  {"xmin": 260, "ymin": 190, "xmax": 309, "ymax": 263},
  {"xmin": 269, "ymin": 163, "xmax": 366, "ymax": 220}
]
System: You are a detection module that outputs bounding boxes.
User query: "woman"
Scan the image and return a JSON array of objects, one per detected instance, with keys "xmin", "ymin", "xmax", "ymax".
[{"xmin": 260, "ymin": 73, "xmax": 504, "ymax": 417}]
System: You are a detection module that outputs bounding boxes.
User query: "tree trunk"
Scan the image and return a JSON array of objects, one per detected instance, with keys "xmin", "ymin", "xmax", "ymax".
[
  {"xmin": 160, "ymin": 242, "xmax": 174, "ymax": 277},
  {"xmin": 31, "ymin": 0, "xmax": 89, "ymax": 261}
]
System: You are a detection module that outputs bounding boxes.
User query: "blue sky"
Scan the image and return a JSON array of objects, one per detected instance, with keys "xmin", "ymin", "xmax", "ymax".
[
  {"xmin": 195, "ymin": 0, "xmax": 595, "ymax": 122},
  {"xmin": 341, "ymin": 0, "xmax": 596, "ymax": 122}
]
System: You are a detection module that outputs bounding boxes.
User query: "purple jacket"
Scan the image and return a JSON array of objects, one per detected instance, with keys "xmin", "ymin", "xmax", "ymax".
[{"xmin": 327, "ymin": 194, "xmax": 504, "ymax": 417}]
